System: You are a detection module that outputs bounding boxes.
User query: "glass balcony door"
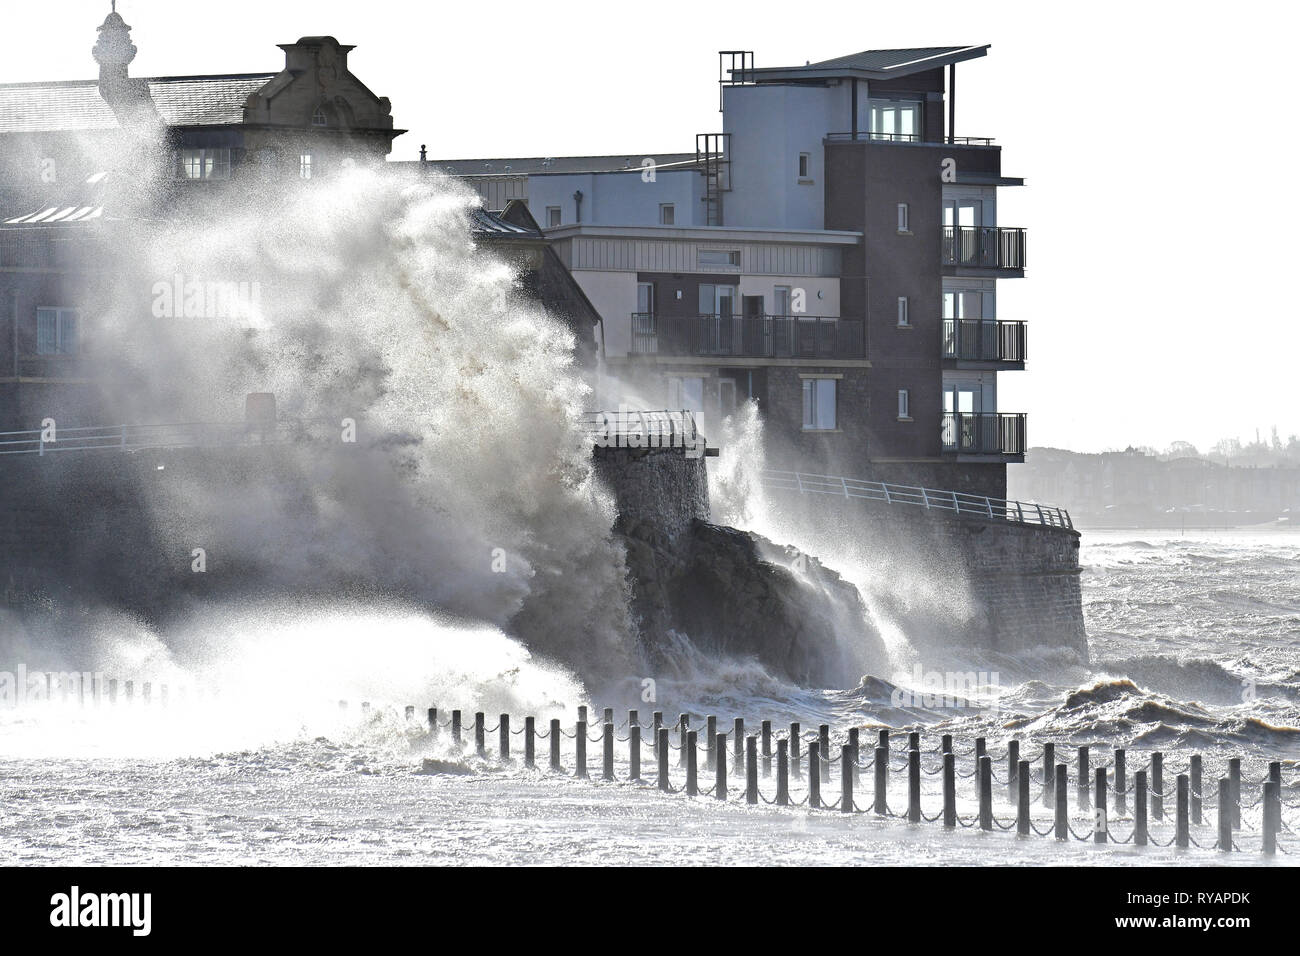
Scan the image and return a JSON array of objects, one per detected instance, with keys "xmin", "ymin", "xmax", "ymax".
[{"xmin": 698, "ymin": 283, "xmax": 736, "ymax": 355}]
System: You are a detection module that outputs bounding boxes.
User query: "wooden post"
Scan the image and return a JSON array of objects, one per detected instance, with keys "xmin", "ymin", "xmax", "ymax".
[
  {"xmin": 1114, "ymin": 749, "xmax": 1127, "ymax": 815},
  {"xmin": 1263, "ymin": 779, "xmax": 1279, "ymax": 856},
  {"xmin": 1269, "ymin": 761, "xmax": 1282, "ymax": 786},
  {"xmin": 762, "ymin": 720, "xmax": 773, "ymax": 777},
  {"xmin": 629, "ymin": 709, "xmax": 638, "ymax": 733},
  {"xmin": 125, "ymin": 680, "xmax": 134, "ymax": 704},
  {"xmin": 978, "ymin": 755, "xmax": 992, "ymax": 830},
  {"xmin": 1017, "ymin": 760, "xmax": 1031, "ymax": 835},
  {"xmin": 603, "ymin": 707, "xmax": 613, "ymax": 726},
  {"xmin": 1094, "ymin": 766, "xmax": 1107, "ymax": 844},
  {"xmin": 427, "ymin": 707, "xmax": 438, "ymax": 736},
  {"xmin": 942, "ymin": 752, "xmax": 956, "ymax": 827},
  {"xmin": 499, "ymin": 714, "xmax": 510, "ymax": 763},
  {"xmin": 1077, "ymin": 746, "xmax": 1090, "ymax": 810},
  {"xmin": 1151, "ymin": 752, "xmax": 1164, "ymax": 821},
  {"xmin": 874, "ymin": 746, "xmax": 887, "ymax": 815},
  {"xmin": 790, "ymin": 723, "xmax": 801, "ymax": 778},
  {"xmin": 524, "ymin": 716, "xmax": 535, "ymax": 768},
  {"xmin": 1042, "ymin": 743, "xmax": 1055, "ymax": 808},
  {"xmin": 777, "ymin": 739, "xmax": 789, "ymax": 806},
  {"xmin": 706, "ymin": 716, "xmax": 717, "ymax": 771},
  {"xmin": 452, "ymin": 709, "xmax": 462, "ymax": 748},
  {"xmin": 549, "ymin": 718, "xmax": 561, "ymax": 771},
  {"xmin": 652, "ymin": 712, "xmax": 663, "ymax": 758},
  {"xmin": 1229, "ymin": 757, "xmax": 1241, "ymax": 830},
  {"xmin": 838, "ymin": 745, "xmax": 852, "ymax": 813},
  {"xmin": 679, "ymin": 715, "xmax": 690, "ymax": 768},
  {"xmin": 686, "ymin": 731, "xmax": 698, "ymax": 795},
  {"xmin": 1008, "ymin": 740, "xmax": 1020, "ymax": 804},
  {"xmin": 474, "ymin": 712, "xmax": 485, "ymax": 757},
  {"xmin": 578, "ymin": 705, "xmax": 588, "ymax": 725},
  {"xmin": 1190, "ymin": 755, "xmax": 1202, "ymax": 825},
  {"xmin": 715, "ymin": 733, "xmax": 727, "ymax": 801},
  {"xmin": 747, "ymin": 736, "xmax": 759, "ymax": 805},
  {"xmin": 941, "ymin": 733, "xmax": 952, "ymax": 755},
  {"xmin": 819, "ymin": 725, "xmax": 830, "ymax": 783},
  {"xmin": 1135, "ymin": 771, "xmax": 1148, "ymax": 847},
  {"xmin": 659, "ymin": 728, "xmax": 670, "ymax": 792},
  {"xmin": 975, "ymin": 737, "xmax": 986, "ymax": 787},
  {"xmin": 848, "ymin": 728, "xmax": 860, "ymax": 769},
  {"xmin": 1218, "ymin": 779, "xmax": 1232, "ymax": 852},
  {"xmin": 808, "ymin": 743, "xmax": 821, "ymax": 809},
  {"xmin": 907, "ymin": 747, "xmax": 921, "ymax": 823},
  {"xmin": 734, "ymin": 719, "xmax": 745, "ymax": 774},
  {"xmin": 1054, "ymin": 764, "xmax": 1068, "ymax": 841},
  {"xmin": 1176, "ymin": 774, "xmax": 1189, "ymax": 849},
  {"xmin": 575, "ymin": 720, "xmax": 587, "ymax": 778},
  {"xmin": 405, "ymin": 705, "xmax": 415, "ymax": 721},
  {"xmin": 603, "ymin": 721, "xmax": 614, "ymax": 780},
  {"xmin": 143, "ymin": 682, "xmax": 152, "ymax": 706},
  {"xmin": 629, "ymin": 723, "xmax": 641, "ymax": 781},
  {"xmin": 109, "ymin": 679, "xmax": 119, "ymax": 705},
  {"xmin": 908, "ymin": 731, "xmax": 920, "ymax": 751}
]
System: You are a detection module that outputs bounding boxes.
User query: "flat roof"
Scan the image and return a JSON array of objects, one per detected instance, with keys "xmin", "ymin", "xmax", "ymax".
[
  {"xmin": 735, "ymin": 45, "xmax": 989, "ymax": 82},
  {"xmin": 404, "ymin": 153, "xmax": 703, "ymax": 177}
]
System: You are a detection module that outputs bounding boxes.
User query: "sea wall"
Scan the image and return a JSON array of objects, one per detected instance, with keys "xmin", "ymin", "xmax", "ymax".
[{"xmin": 765, "ymin": 489, "xmax": 1088, "ymax": 661}]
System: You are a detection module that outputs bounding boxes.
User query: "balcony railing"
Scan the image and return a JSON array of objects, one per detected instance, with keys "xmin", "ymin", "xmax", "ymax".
[
  {"xmin": 629, "ymin": 314, "xmax": 865, "ymax": 359},
  {"xmin": 941, "ymin": 412, "xmax": 1026, "ymax": 456},
  {"xmin": 826, "ymin": 132, "xmax": 996, "ymax": 146},
  {"xmin": 942, "ymin": 226, "xmax": 1026, "ymax": 271},
  {"xmin": 942, "ymin": 319, "xmax": 1026, "ymax": 364}
]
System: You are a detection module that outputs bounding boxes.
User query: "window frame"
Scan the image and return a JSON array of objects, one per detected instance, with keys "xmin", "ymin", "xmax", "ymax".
[
  {"xmin": 546, "ymin": 206, "xmax": 562, "ymax": 227},
  {"xmin": 658, "ymin": 203, "xmax": 675, "ymax": 225},
  {"xmin": 897, "ymin": 296, "xmax": 910, "ymax": 327},
  {"xmin": 797, "ymin": 152, "xmax": 811, "ymax": 180},
  {"xmin": 801, "ymin": 377, "xmax": 838, "ymax": 431},
  {"xmin": 179, "ymin": 147, "xmax": 231, "ymax": 181},
  {"xmin": 897, "ymin": 202, "xmax": 910, "ymax": 233},
  {"xmin": 299, "ymin": 153, "xmax": 315, "ymax": 180},
  {"xmin": 35, "ymin": 306, "xmax": 80, "ymax": 356},
  {"xmin": 897, "ymin": 388, "xmax": 911, "ymax": 421}
]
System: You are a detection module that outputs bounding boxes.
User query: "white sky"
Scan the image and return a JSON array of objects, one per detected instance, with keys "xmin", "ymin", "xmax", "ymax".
[{"xmin": 7, "ymin": 0, "xmax": 1297, "ymax": 453}]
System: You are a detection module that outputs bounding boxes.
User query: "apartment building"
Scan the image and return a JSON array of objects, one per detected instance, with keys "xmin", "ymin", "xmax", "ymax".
[{"xmin": 428, "ymin": 45, "xmax": 1028, "ymax": 497}]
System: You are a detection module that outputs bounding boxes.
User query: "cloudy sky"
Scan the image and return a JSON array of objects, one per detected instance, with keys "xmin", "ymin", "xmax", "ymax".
[{"xmin": 7, "ymin": 1, "xmax": 1295, "ymax": 452}]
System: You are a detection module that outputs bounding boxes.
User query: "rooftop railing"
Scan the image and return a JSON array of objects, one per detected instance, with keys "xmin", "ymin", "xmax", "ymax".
[{"xmin": 825, "ymin": 132, "xmax": 996, "ymax": 146}]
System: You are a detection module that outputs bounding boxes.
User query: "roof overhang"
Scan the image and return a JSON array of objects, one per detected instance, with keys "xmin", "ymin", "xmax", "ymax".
[{"xmin": 733, "ymin": 45, "xmax": 989, "ymax": 83}]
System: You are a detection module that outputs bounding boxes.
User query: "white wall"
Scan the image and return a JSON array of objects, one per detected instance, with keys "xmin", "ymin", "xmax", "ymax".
[
  {"xmin": 527, "ymin": 169, "xmax": 701, "ymax": 228},
  {"xmin": 571, "ymin": 269, "xmax": 639, "ymax": 357},
  {"xmin": 722, "ymin": 82, "xmax": 849, "ymax": 231},
  {"xmin": 737, "ymin": 274, "xmax": 840, "ymax": 317}
]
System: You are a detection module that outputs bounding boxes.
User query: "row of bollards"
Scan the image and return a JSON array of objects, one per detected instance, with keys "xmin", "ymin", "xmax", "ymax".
[{"xmin": 401, "ymin": 704, "xmax": 1292, "ymax": 855}]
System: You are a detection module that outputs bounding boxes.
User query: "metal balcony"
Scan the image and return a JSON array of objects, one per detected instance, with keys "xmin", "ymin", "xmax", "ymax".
[
  {"xmin": 942, "ymin": 319, "xmax": 1026, "ymax": 366},
  {"xmin": 629, "ymin": 314, "xmax": 865, "ymax": 360},
  {"xmin": 942, "ymin": 226, "xmax": 1026, "ymax": 272},
  {"xmin": 941, "ymin": 412, "xmax": 1026, "ymax": 457}
]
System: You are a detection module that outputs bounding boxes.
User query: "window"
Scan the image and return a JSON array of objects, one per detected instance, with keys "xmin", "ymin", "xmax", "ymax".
[
  {"xmin": 300, "ymin": 153, "xmax": 314, "ymax": 180},
  {"xmin": 546, "ymin": 206, "xmax": 562, "ymax": 227},
  {"xmin": 897, "ymin": 296, "xmax": 910, "ymax": 327},
  {"xmin": 659, "ymin": 203, "xmax": 675, "ymax": 225},
  {"xmin": 669, "ymin": 376, "xmax": 705, "ymax": 414},
  {"xmin": 798, "ymin": 152, "xmax": 810, "ymax": 179},
  {"xmin": 179, "ymin": 148, "xmax": 230, "ymax": 180},
  {"xmin": 802, "ymin": 378, "xmax": 837, "ymax": 431},
  {"xmin": 312, "ymin": 107, "xmax": 328, "ymax": 128},
  {"xmin": 698, "ymin": 249, "xmax": 739, "ymax": 267},
  {"xmin": 898, "ymin": 389, "xmax": 911, "ymax": 420},
  {"xmin": 36, "ymin": 307, "xmax": 79, "ymax": 355},
  {"xmin": 773, "ymin": 285, "xmax": 792, "ymax": 317},
  {"xmin": 897, "ymin": 203, "xmax": 910, "ymax": 233},
  {"xmin": 868, "ymin": 99, "xmax": 922, "ymax": 141}
]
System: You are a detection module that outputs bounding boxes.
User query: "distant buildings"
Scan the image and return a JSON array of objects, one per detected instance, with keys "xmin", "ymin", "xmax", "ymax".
[
  {"xmin": 421, "ymin": 46, "xmax": 1028, "ymax": 497},
  {"xmin": 1010, "ymin": 447, "xmax": 1300, "ymax": 526}
]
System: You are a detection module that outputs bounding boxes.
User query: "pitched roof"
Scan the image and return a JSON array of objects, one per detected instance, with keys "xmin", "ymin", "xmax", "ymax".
[
  {"xmin": 0, "ymin": 73, "xmax": 276, "ymax": 134},
  {"xmin": 470, "ymin": 206, "xmax": 543, "ymax": 239},
  {"xmin": 736, "ymin": 45, "xmax": 989, "ymax": 82}
]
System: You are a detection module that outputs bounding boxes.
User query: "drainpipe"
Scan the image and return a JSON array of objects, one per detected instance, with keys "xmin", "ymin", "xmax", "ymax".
[
  {"xmin": 573, "ymin": 190, "xmax": 583, "ymax": 224},
  {"xmin": 948, "ymin": 64, "xmax": 956, "ymax": 142}
]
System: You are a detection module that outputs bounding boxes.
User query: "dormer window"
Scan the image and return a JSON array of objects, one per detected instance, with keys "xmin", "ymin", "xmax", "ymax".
[{"xmin": 312, "ymin": 107, "xmax": 328, "ymax": 128}]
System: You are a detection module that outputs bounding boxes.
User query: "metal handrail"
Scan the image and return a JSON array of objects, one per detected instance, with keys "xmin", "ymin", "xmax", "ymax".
[
  {"xmin": 825, "ymin": 132, "xmax": 996, "ymax": 146},
  {"xmin": 761, "ymin": 469, "xmax": 1072, "ymax": 530},
  {"xmin": 0, "ymin": 420, "xmax": 316, "ymax": 457}
]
